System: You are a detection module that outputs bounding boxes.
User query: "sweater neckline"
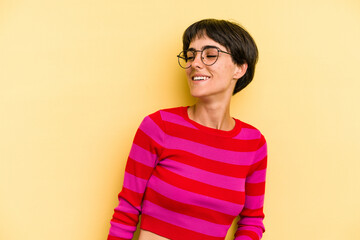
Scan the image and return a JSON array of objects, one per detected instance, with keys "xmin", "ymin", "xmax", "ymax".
[{"xmin": 180, "ymin": 106, "xmax": 242, "ymax": 138}]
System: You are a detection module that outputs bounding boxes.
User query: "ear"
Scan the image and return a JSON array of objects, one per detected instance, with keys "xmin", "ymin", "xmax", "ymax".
[{"xmin": 233, "ymin": 63, "xmax": 248, "ymax": 80}]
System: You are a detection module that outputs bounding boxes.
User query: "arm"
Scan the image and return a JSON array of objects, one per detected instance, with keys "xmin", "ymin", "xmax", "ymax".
[
  {"xmin": 235, "ymin": 135, "xmax": 267, "ymax": 240},
  {"xmin": 108, "ymin": 112, "xmax": 165, "ymax": 240}
]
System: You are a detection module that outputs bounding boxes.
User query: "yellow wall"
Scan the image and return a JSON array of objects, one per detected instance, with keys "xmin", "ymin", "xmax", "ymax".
[{"xmin": 1, "ymin": 0, "xmax": 359, "ymax": 239}]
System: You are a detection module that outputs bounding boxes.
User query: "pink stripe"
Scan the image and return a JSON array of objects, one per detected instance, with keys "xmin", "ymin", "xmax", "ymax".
[
  {"xmin": 234, "ymin": 128, "xmax": 261, "ymax": 140},
  {"xmin": 253, "ymin": 143, "xmax": 267, "ymax": 164},
  {"xmin": 139, "ymin": 116, "xmax": 164, "ymax": 146},
  {"xmin": 162, "ymin": 159, "xmax": 245, "ymax": 191},
  {"xmin": 246, "ymin": 169, "xmax": 266, "ymax": 183},
  {"xmin": 244, "ymin": 195, "xmax": 264, "ymax": 209},
  {"xmin": 123, "ymin": 172, "xmax": 148, "ymax": 193},
  {"xmin": 160, "ymin": 111, "xmax": 198, "ymax": 129},
  {"xmin": 166, "ymin": 135, "xmax": 257, "ymax": 165},
  {"xmin": 142, "ymin": 200, "xmax": 229, "ymax": 237},
  {"xmin": 147, "ymin": 176, "xmax": 243, "ymax": 216},
  {"xmin": 129, "ymin": 143, "xmax": 157, "ymax": 167},
  {"xmin": 237, "ymin": 219, "xmax": 264, "ymax": 234},
  {"xmin": 114, "ymin": 199, "xmax": 140, "ymax": 215},
  {"xmin": 109, "ymin": 221, "xmax": 137, "ymax": 239}
]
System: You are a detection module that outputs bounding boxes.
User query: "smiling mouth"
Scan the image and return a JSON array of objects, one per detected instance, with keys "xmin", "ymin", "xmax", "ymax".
[{"xmin": 192, "ymin": 76, "xmax": 210, "ymax": 81}]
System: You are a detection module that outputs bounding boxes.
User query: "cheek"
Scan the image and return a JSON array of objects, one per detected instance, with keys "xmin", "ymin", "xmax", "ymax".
[{"xmin": 185, "ymin": 69, "xmax": 192, "ymax": 78}]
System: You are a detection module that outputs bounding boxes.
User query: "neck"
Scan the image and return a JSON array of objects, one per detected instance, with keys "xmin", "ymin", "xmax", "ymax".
[{"xmin": 188, "ymin": 99, "xmax": 235, "ymax": 131}]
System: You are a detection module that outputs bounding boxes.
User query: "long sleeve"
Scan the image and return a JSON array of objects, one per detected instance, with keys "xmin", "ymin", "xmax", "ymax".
[
  {"xmin": 108, "ymin": 112, "xmax": 165, "ymax": 240},
  {"xmin": 235, "ymin": 135, "xmax": 267, "ymax": 240}
]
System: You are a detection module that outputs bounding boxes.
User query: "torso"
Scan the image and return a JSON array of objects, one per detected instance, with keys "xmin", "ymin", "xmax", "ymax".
[{"xmin": 116, "ymin": 107, "xmax": 264, "ymax": 239}]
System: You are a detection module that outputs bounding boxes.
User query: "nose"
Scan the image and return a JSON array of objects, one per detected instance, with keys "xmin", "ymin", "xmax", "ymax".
[{"xmin": 191, "ymin": 52, "xmax": 204, "ymax": 69}]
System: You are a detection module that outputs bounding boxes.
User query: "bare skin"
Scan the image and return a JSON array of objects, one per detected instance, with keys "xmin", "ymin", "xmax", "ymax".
[{"xmin": 139, "ymin": 230, "xmax": 170, "ymax": 240}]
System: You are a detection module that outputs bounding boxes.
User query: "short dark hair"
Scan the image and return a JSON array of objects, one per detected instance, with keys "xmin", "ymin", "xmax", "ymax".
[{"xmin": 182, "ymin": 19, "xmax": 258, "ymax": 95}]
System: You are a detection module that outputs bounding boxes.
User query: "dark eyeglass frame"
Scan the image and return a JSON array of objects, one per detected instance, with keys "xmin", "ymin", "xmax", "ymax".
[{"xmin": 177, "ymin": 46, "xmax": 231, "ymax": 69}]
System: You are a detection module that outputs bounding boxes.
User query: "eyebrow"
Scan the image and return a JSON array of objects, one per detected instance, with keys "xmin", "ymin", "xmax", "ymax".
[{"xmin": 187, "ymin": 45, "xmax": 219, "ymax": 51}]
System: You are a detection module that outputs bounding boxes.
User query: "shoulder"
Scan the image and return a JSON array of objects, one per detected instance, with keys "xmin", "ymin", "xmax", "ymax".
[
  {"xmin": 234, "ymin": 120, "xmax": 267, "ymax": 168},
  {"xmin": 148, "ymin": 106, "xmax": 186, "ymax": 118},
  {"xmin": 146, "ymin": 106, "xmax": 187, "ymax": 124},
  {"xmin": 233, "ymin": 118, "xmax": 266, "ymax": 144},
  {"xmin": 140, "ymin": 106, "xmax": 186, "ymax": 131}
]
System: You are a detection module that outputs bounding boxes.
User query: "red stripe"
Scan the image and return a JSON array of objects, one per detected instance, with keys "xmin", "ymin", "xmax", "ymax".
[
  {"xmin": 235, "ymin": 229, "xmax": 259, "ymax": 240},
  {"xmin": 247, "ymin": 157, "xmax": 267, "ymax": 178},
  {"xmin": 245, "ymin": 182, "xmax": 265, "ymax": 196},
  {"xmin": 125, "ymin": 158, "xmax": 154, "ymax": 180},
  {"xmin": 107, "ymin": 235, "xmax": 130, "ymax": 240},
  {"xmin": 141, "ymin": 214, "xmax": 225, "ymax": 240},
  {"xmin": 165, "ymin": 121, "xmax": 260, "ymax": 151},
  {"xmin": 240, "ymin": 207, "xmax": 264, "ymax": 218},
  {"xmin": 133, "ymin": 129, "xmax": 162, "ymax": 154},
  {"xmin": 118, "ymin": 188, "xmax": 142, "ymax": 207},
  {"xmin": 153, "ymin": 166, "xmax": 245, "ymax": 204},
  {"xmin": 166, "ymin": 149, "xmax": 250, "ymax": 178},
  {"xmin": 249, "ymin": 157, "xmax": 267, "ymax": 172},
  {"xmin": 111, "ymin": 210, "xmax": 138, "ymax": 226},
  {"xmin": 144, "ymin": 187, "xmax": 234, "ymax": 225}
]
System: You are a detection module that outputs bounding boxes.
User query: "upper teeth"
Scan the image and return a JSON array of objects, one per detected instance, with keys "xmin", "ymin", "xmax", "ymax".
[{"xmin": 193, "ymin": 76, "xmax": 209, "ymax": 81}]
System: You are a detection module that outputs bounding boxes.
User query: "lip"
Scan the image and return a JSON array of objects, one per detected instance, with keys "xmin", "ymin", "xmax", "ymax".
[{"xmin": 191, "ymin": 74, "xmax": 211, "ymax": 81}]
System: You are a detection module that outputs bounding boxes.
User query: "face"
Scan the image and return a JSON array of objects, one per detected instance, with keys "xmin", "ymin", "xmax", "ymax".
[{"xmin": 185, "ymin": 35, "xmax": 246, "ymax": 100}]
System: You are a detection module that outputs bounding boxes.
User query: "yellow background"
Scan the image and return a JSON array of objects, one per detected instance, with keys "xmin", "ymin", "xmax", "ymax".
[{"xmin": 1, "ymin": 0, "xmax": 360, "ymax": 239}]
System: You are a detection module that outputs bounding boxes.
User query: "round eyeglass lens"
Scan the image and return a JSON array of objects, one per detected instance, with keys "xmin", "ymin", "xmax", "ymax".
[
  {"xmin": 202, "ymin": 47, "xmax": 219, "ymax": 66},
  {"xmin": 178, "ymin": 51, "xmax": 194, "ymax": 69}
]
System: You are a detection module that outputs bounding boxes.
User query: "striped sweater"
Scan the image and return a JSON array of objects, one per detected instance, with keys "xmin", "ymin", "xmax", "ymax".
[{"xmin": 108, "ymin": 106, "xmax": 267, "ymax": 240}]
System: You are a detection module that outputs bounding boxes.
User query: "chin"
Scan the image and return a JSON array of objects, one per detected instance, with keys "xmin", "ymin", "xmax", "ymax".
[{"xmin": 189, "ymin": 90, "xmax": 212, "ymax": 98}]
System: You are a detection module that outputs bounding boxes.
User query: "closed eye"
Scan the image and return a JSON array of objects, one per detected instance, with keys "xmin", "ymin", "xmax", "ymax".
[{"xmin": 186, "ymin": 56, "xmax": 195, "ymax": 62}]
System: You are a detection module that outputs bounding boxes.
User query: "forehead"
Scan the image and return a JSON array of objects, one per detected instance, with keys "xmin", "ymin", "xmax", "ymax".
[{"xmin": 188, "ymin": 35, "xmax": 226, "ymax": 50}]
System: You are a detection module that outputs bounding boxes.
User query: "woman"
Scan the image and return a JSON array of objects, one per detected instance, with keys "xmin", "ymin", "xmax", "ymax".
[{"xmin": 108, "ymin": 19, "xmax": 267, "ymax": 240}]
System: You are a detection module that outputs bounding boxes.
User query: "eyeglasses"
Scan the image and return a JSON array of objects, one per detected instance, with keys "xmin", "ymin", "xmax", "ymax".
[{"xmin": 177, "ymin": 46, "xmax": 231, "ymax": 69}]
